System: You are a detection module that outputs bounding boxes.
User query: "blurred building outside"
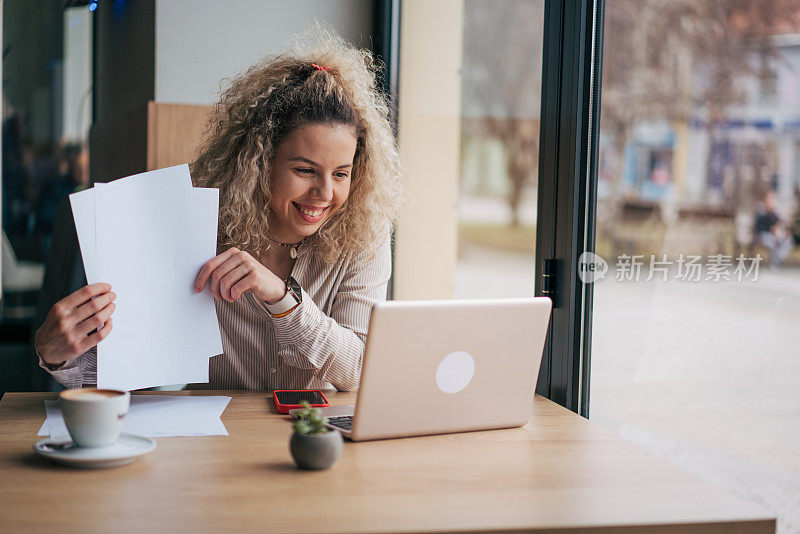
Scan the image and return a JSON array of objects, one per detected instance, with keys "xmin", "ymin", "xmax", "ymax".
[
  {"xmin": 596, "ymin": 1, "xmax": 800, "ymax": 265},
  {"xmin": 457, "ymin": 2, "xmax": 800, "ymax": 270}
]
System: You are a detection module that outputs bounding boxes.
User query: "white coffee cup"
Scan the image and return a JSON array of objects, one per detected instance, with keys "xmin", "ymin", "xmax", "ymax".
[{"xmin": 59, "ymin": 388, "xmax": 131, "ymax": 448}]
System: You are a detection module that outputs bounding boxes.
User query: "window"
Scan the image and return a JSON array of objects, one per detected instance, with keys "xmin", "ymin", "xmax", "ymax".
[
  {"xmin": 393, "ymin": 0, "xmax": 544, "ymax": 300},
  {"xmin": 592, "ymin": 2, "xmax": 800, "ymax": 531},
  {"xmin": 1, "ymin": 4, "xmax": 92, "ymax": 387}
]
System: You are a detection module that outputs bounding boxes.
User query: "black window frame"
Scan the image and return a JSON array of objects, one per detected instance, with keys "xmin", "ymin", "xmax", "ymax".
[
  {"xmin": 372, "ymin": 0, "xmax": 401, "ymax": 300},
  {"xmin": 536, "ymin": 0, "xmax": 604, "ymax": 416}
]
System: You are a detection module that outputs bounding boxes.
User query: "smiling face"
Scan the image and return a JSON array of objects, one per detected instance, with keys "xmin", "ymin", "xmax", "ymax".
[{"xmin": 267, "ymin": 123, "xmax": 358, "ymax": 244}]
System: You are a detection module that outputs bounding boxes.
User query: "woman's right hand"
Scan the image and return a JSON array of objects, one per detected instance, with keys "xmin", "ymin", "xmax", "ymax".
[{"xmin": 35, "ymin": 283, "xmax": 116, "ymax": 367}]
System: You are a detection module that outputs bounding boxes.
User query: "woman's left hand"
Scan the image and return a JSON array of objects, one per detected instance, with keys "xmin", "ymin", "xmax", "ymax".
[{"xmin": 194, "ymin": 247, "xmax": 286, "ymax": 303}]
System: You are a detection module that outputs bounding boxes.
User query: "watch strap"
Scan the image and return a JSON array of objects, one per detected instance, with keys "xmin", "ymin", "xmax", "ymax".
[{"xmin": 265, "ymin": 277, "xmax": 302, "ymax": 318}]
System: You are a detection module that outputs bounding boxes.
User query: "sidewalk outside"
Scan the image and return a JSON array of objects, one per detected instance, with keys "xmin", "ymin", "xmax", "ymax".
[{"xmin": 454, "ymin": 240, "xmax": 800, "ymax": 534}]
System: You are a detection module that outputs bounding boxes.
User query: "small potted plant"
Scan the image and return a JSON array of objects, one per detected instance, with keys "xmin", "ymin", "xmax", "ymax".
[{"xmin": 289, "ymin": 401, "xmax": 343, "ymax": 470}]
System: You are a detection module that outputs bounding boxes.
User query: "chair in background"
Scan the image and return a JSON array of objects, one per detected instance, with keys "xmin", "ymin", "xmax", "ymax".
[{"xmin": 1, "ymin": 230, "xmax": 45, "ymax": 322}]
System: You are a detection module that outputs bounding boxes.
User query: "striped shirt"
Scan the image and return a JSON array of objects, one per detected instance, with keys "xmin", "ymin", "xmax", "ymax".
[{"xmin": 41, "ymin": 235, "xmax": 391, "ymax": 391}]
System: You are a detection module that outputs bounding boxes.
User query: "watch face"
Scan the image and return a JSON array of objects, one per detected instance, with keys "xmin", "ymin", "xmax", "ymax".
[{"xmin": 288, "ymin": 277, "xmax": 302, "ymax": 303}]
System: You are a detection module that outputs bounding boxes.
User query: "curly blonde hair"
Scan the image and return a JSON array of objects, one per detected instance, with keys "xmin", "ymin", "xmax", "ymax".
[{"xmin": 191, "ymin": 27, "xmax": 403, "ymax": 262}]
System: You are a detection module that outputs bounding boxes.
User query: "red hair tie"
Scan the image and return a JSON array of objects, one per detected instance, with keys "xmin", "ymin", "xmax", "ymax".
[{"xmin": 312, "ymin": 63, "xmax": 331, "ymax": 71}]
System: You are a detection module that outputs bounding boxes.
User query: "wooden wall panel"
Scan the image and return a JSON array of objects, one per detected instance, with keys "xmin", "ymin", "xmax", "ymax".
[
  {"xmin": 147, "ymin": 102, "xmax": 213, "ymax": 172},
  {"xmin": 90, "ymin": 101, "xmax": 212, "ymax": 184}
]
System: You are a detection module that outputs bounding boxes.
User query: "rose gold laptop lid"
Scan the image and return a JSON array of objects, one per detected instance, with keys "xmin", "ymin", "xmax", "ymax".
[{"xmin": 349, "ymin": 297, "xmax": 552, "ymax": 441}]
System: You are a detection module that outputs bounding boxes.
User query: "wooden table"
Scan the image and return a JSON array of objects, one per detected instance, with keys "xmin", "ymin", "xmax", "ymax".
[{"xmin": 0, "ymin": 391, "xmax": 775, "ymax": 533}]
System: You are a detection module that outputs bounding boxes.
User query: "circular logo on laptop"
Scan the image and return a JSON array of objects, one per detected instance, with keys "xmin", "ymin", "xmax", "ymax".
[{"xmin": 435, "ymin": 351, "xmax": 475, "ymax": 394}]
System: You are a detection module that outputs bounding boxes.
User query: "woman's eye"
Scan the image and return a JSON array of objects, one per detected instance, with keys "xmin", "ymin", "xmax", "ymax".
[
  {"xmin": 334, "ymin": 172, "xmax": 349, "ymax": 180},
  {"xmin": 295, "ymin": 168, "xmax": 314, "ymax": 175}
]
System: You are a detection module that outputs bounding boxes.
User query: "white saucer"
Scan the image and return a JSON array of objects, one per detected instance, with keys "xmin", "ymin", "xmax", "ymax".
[{"xmin": 33, "ymin": 433, "xmax": 157, "ymax": 468}]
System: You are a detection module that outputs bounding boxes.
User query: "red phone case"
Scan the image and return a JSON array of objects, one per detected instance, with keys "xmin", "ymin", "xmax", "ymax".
[{"xmin": 273, "ymin": 390, "xmax": 329, "ymax": 414}]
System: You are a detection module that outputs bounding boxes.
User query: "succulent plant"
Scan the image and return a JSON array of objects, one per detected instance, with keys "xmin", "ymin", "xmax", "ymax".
[{"xmin": 292, "ymin": 400, "xmax": 330, "ymax": 434}]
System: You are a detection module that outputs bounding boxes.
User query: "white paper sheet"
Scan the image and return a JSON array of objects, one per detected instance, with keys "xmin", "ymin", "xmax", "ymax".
[
  {"xmin": 37, "ymin": 396, "xmax": 231, "ymax": 438},
  {"xmin": 68, "ymin": 165, "xmax": 212, "ymax": 389},
  {"xmin": 93, "ymin": 183, "xmax": 221, "ymax": 390},
  {"xmin": 69, "ymin": 164, "xmax": 193, "ymax": 284}
]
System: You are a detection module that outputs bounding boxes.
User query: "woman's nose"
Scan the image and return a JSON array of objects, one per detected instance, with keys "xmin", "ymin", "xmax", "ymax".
[{"xmin": 311, "ymin": 175, "xmax": 334, "ymax": 201}]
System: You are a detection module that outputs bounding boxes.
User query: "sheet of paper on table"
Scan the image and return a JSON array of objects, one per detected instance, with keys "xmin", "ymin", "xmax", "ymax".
[
  {"xmin": 37, "ymin": 396, "xmax": 231, "ymax": 438},
  {"xmin": 68, "ymin": 165, "xmax": 222, "ymax": 390}
]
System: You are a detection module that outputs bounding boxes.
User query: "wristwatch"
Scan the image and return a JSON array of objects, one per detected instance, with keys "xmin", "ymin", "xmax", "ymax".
[{"xmin": 265, "ymin": 277, "xmax": 302, "ymax": 318}]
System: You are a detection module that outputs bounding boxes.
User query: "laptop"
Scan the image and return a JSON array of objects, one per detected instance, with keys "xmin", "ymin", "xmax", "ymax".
[{"xmin": 291, "ymin": 297, "xmax": 552, "ymax": 441}]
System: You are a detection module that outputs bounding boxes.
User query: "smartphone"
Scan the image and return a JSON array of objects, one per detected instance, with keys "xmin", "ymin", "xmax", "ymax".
[{"xmin": 273, "ymin": 390, "xmax": 329, "ymax": 414}]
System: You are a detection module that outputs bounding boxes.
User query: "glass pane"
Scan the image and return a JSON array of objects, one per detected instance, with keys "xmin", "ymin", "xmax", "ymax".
[
  {"xmin": 2, "ymin": 4, "xmax": 92, "ymax": 378},
  {"xmin": 456, "ymin": 0, "xmax": 543, "ymax": 298},
  {"xmin": 593, "ymin": 2, "xmax": 800, "ymax": 531},
  {"xmin": 394, "ymin": 0, "xmax": 543, "ymax": 300}
]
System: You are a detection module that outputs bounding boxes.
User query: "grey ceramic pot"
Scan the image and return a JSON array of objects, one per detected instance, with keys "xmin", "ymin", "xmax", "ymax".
[{"xmin": 290, "ymin": 430, "xmax": 343, "ymax": 470}]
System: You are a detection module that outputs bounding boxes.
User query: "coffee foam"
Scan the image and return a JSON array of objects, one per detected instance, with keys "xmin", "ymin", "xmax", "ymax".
[
  {"xmin": 76, "ymin": 392, "xmax": 116, "ymax": 400},
  {"xmin": 61, "ymin": 388, "xmax": 126, "ymax": 401}
]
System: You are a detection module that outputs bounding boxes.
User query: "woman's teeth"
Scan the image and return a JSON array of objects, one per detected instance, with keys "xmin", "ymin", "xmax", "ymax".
[{"xmin": 295, "ymin": 204, "xmax": 324, "ymax": 217}]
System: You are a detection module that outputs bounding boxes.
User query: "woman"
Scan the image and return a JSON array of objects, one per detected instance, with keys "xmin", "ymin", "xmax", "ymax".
[{"xmin": 35, "ymin": 29, "xmax": 403, "ymax": 391}]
